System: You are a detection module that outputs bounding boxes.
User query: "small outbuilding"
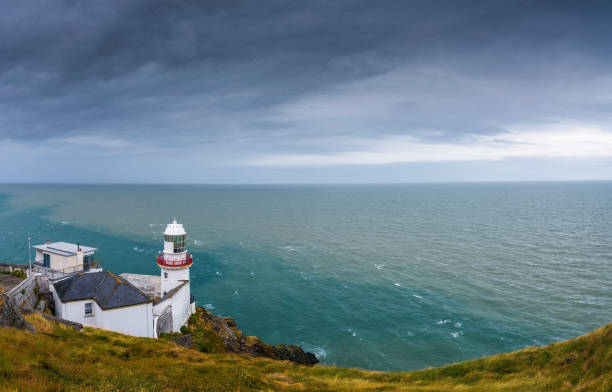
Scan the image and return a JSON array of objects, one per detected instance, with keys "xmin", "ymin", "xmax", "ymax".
[{"xmin": 33, "ymin": 241, "xmax": 98, "ymax": 273}]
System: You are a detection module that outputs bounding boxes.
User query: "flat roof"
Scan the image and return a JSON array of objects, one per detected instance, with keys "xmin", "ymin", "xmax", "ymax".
[{"xmin": 33, "ymin": 242, "xmax": 96, "ymax": 257}]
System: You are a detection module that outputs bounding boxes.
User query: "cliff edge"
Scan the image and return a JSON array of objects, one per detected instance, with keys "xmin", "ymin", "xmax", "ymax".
[{"xmin": 172, "ymin": 306, "xmax": 319, "ymax": 365}]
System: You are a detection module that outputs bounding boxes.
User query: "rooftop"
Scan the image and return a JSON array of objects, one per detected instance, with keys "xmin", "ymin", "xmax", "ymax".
[
  {"xmin": 53, "ymin": 271, "xmax": 151, "ymax": 310},
  {"xmin": 154, "ymin": 280, "xmax": 189, "ymax": 305},
  {"xmin": 164, "ymin": 219, "xmax": 186, "ymax": 236},
  {"xmin": 33, "ymin": 242, "xmax": 96, "ymax": 257}
]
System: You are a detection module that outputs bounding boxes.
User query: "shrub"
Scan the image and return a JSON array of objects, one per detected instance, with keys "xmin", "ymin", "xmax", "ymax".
[
  {"xmin": 180, "ymin": 325, "xmax": 188, "ymax": 334},
  {"xmin": 33, "ymin": 286, "xmax": 39, "ymax": 295},
  {"xmin": 11, "ymin": 270, "xmax": 27, "ymax": 279},
  {"xmin": 187, "ymin": 313, "xmax": 197, "ymax": 325},
  {"xmin": 193, "ymin": 326, "xmax": 224, "ymax": 354},
  {"xmin": 21, "ymin": 289, "xmax": 25, "ymax": 295}
]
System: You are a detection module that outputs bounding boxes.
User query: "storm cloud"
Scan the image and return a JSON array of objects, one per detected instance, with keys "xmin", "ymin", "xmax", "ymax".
[{"xmin": 1, "ymin": 0, "xmax": 612, "ymax": 182}]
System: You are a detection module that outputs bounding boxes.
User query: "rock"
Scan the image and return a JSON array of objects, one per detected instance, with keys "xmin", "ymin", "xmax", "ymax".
[
  {"xmin": 173, "ymin": 334, "xmax": 194, "ymax": 349},
  {"xmin": 41, "ymin": 313, "xmax": 82, "ymax": 331},
  {"xmin": 271, "ymin": 344, "xmax": 319, "ymax": 366},
  {"xmin": 0, "ymin": 294, "xmax": 35, "ymax": 333},
  {"xmin": 194, "ymin": 306, "xmax": 319, "ymax": 366}
]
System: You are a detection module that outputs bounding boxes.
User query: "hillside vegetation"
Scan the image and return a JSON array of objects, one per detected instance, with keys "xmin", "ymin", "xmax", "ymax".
[{"xmin": 0, "ymin": 313, "xmax": 611, "ymax": 391}]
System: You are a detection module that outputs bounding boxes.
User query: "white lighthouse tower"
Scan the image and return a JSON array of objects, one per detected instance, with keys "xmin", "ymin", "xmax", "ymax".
[{"xmin": 158, "ymin": 218, "xmax": 193, "ymax": 297}]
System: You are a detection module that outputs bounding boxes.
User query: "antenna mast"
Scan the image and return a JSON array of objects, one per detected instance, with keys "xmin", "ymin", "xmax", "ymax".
[{"xmin": 28, "ymin": 236, "xmax": 32, "ymax": 275}]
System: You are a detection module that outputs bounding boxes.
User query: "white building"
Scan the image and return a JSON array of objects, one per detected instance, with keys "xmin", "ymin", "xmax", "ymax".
[
  {"xmin": 33, "ymin": 241, "xmax": 99, "ymax": 273},
  {"xmin": 48, "ymin": 219, "xmax": 196, "ymax": 338},
  {"xmin": 51, "ymin": 271, "xmax": 155, "ymax": 337}
]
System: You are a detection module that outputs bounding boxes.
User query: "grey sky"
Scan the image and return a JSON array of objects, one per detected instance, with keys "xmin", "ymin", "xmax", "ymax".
[{"xmin": 1, "ymin": 0, "xmax": 612, "ymax": 183}]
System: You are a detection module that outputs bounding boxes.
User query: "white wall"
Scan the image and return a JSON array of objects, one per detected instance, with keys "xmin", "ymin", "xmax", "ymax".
[
  {"xmin": 47, "ymin": 253, "xmax": 78, "ymax": 271},
  {"xmin": 161, "ymin": 268, "xmax": 189, "ymax": 296},
  {"xmin": 53, "ymin": 292, "xmax": 154, "ymax": 338},
  {"xmin": 38, "ymin": 250, "xmax": 90, "ymax": 271},
  {"xmin": 153, "ymin": 282, "xmax": 191, "ymax": 332}
]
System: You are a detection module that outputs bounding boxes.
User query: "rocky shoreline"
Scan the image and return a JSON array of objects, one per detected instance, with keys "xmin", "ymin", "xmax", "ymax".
[{"xmin": 174, "ymin": 306, "xmax": 319, "ymax": 366}]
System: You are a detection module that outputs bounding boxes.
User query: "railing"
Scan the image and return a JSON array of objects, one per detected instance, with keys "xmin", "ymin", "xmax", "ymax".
[
  {"xmin": 33, "ymin": 259, "xmax": 103, "ymax": 280},
  {"xmin": 157, "ymin": 253, "xmax": 192, "ymax": 268}
]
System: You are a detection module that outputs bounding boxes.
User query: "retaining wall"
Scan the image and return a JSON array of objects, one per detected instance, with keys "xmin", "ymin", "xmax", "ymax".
[{"xmin": 7, "ymin": 275, "xmax": 39, "ymax": 311}]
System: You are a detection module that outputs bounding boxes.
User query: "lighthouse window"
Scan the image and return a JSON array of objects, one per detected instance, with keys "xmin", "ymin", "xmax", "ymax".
[
  {"xmin": 164, "ymin": 272, "xmax": 168, "ymax": 279},
  {"xmin": 84, "ymin": 302, "xmax": 93, "ymax": 316},
  {"xmin": 164, "ymin": 234, "xmax": 186, "ymax": 253}
]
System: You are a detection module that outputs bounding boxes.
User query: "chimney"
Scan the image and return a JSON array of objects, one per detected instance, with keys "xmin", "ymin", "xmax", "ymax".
[{"xmin": 46, "ymin": 239, "xmax": 50, "ymax": 244}]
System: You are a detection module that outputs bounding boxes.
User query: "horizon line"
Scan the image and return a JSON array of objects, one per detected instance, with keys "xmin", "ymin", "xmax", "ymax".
[{"xmin": 0, "ymin": 179, "xmax": 611, "ymax": 186}]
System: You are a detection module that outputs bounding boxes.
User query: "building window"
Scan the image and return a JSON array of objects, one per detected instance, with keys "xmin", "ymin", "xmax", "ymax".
[
  {"xmin": 164, "ymin": 272, "xmax": 168, "ymax": 279},
  {"xmin": 84, "ymin": 302, "xmax": 93, "ymax": 316}
]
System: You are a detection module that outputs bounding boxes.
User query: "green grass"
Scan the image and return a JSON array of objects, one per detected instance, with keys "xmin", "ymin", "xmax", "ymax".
[
  {"xmin": 0, "ymin": 313, "xmax": 611, "ymax": 391},
  {"xmin": 0, "ymin": 270, "xmax": 27, "ymax": 279}
]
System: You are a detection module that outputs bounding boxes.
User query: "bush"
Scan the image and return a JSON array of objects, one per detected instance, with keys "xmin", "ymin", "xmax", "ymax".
[
  {"xmin": 187, "ymin": 313, "xmax": 197, "ymax": 325},
  {"xmin": 180, "ymin": 325, "xmax": 188, "ymax": 334},
  {"xmin": 11, "ymin": 270, "xmax": 27, "ymax": 279},
  {"xmin": 193, "ymin": 326, "xmax": 224, "ymax": 354}
]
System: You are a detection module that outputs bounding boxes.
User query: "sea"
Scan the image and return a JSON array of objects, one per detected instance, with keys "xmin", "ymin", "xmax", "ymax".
[{"xmin": 0, "ymin": 182, "xmax": 611, "ymax": 372}]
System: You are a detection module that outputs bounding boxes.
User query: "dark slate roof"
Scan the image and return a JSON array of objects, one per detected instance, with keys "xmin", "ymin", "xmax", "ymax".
[
  {"xmin": 53, "ymin": 271, "xmax": 151, "ymax": 310},
  {"xmin": 154, "ymin": 280, "xmax": 189, "ymax": 305}
]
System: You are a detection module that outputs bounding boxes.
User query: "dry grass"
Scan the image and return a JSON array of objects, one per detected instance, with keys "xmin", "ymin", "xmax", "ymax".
[{"xmin": 0, "ymin": 314, "xmax": 609, "ymax": 391}]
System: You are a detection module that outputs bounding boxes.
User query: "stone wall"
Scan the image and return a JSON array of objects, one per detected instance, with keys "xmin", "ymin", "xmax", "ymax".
[
  {"xmin": 7, "ymin": 275, "xmax": 38, "ymax": 311},
  {"xmin": 41, "ymin": 313, "xmax": 82, "ymax": 331},
  {"xmin": 0, "ymin": 293, "xmax": 34, "ymax": 332}
]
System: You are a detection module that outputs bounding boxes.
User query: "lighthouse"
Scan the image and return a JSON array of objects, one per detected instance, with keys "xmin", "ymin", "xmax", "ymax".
[{"xmin": 157, "ymin": 218, "xmax": 193, "ymax": 297}]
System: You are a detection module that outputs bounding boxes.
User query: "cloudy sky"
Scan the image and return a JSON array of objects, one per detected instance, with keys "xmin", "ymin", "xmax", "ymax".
[{"xmin": 1, "ymin": 0, "xmax": 612, "ymax": 183}]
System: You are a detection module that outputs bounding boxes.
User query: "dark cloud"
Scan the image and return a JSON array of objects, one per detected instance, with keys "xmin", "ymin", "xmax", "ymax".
[{"xmin": 1, "ymin": 0, "xmax": 612, "ymax": 167}]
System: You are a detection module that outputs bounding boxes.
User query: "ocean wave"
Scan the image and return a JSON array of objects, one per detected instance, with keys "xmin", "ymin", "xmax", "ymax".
[
  {"xmin": 203, "ymin": 303, "xmax": 215, "ymax": 309},
  {"xmin": 450, "ymin": 331, "xmax": 463, "ymax": 338},
  {"xmin": 302, "ymin": 345, "xmax": 327, "ymax": 360},
  {"xmin": 375, "ymin": 263, "xmax": 385, "ymax": 270},
  {"xmin": 412, "ymin": 294, "xmax": 423, "ymax": 299},
  {"xmin": 394, "ymin": 282, "xmax": 401, "ymax": 287},
  {"xmin": 437, "ymin": 319, "xmax": 450, "ymax": 325}
]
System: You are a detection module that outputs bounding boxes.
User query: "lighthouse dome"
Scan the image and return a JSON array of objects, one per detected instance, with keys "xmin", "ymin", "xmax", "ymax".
[{"xmin": 164, "ymin": 219, "xmax": 186, "ymax": 236}]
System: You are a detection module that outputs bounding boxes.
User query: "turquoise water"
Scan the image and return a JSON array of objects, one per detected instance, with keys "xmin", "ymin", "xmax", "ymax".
[{"xmin": 0, "ymin": 182, "xmax": 611, "ymax": 371}]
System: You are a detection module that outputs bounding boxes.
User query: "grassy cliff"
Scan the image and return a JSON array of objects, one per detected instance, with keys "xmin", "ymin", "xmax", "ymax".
[{"xmin": 0, "ymin": 313, "xmax": 611, "ymax": 391}]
